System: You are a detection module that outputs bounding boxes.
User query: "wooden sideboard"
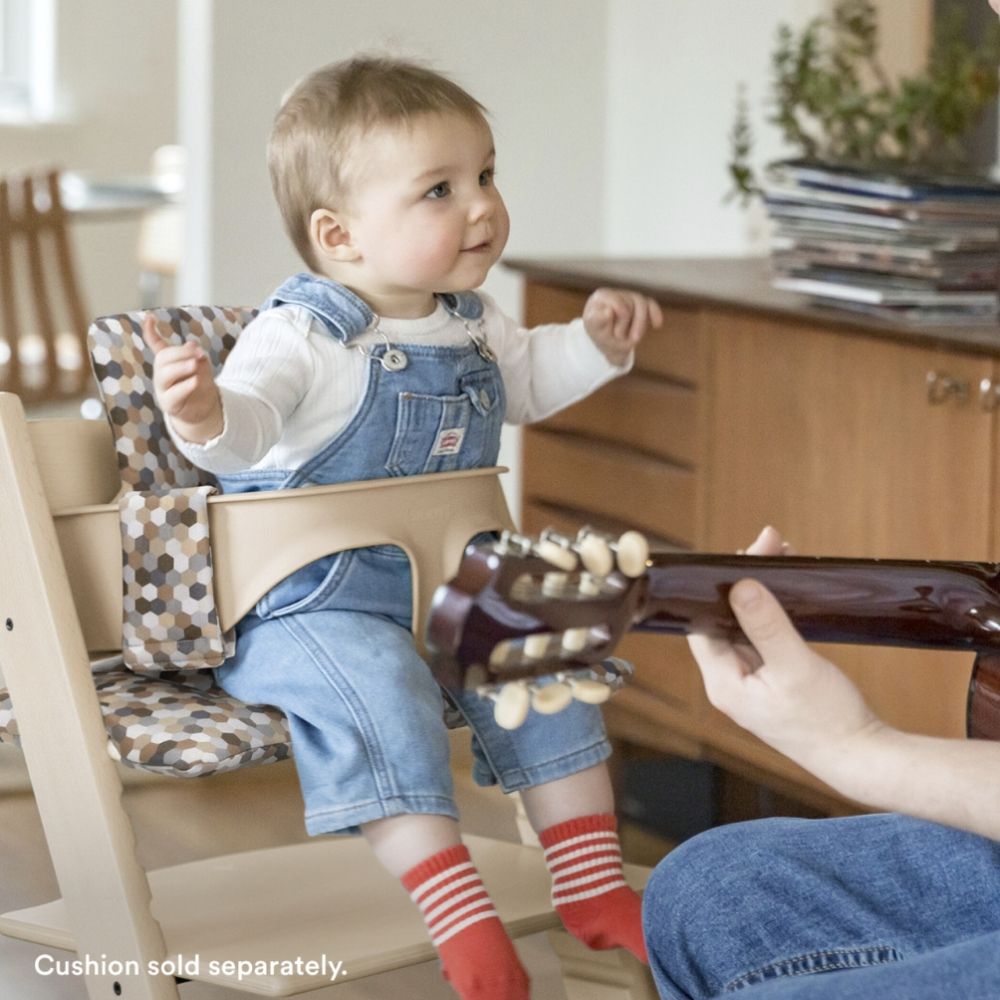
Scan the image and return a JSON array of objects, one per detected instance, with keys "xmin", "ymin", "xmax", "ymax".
[{"xmin": 505, "ymin": 255, "xmax": 1000, "ymax": 812}]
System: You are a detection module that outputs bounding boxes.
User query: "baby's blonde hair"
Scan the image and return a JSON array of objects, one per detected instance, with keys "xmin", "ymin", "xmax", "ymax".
[{"xmin": 268, "ymin": 55, "xmax": 488, "ymax": 270}]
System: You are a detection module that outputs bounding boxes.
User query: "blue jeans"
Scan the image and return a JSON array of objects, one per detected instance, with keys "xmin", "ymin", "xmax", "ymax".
[
  {"xmin": 642, "ymin": 814, "xmax": 1000, "ymax": 999},
  {"xmin": 216, "ymin": 605, "xmax": 610, "ymax": 835}
]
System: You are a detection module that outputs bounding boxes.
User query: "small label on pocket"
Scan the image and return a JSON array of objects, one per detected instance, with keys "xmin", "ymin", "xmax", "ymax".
[{"xmin": 432, "ymin": 427, "xmax": 466, "ymax": 456}]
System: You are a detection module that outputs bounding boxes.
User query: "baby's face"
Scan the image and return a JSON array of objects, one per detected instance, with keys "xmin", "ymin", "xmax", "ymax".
[{"xmin": 338, "ymin": 112, "xmax": 510, "ymax": 312}]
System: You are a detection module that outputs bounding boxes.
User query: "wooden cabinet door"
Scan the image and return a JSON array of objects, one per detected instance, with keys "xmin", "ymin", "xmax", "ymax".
[{"xmin": 703, "ymin": 310, "xmax": 995, "ymax": 748}]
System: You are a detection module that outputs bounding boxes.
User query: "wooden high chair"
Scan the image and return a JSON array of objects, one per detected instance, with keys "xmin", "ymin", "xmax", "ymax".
[
  {"xmin": 0, "ymin": 170, "xmax": 92, "ymax": 403},
  {"xmin": 0, "ymin": 307, "xmax": 654, "ymax": 998}
]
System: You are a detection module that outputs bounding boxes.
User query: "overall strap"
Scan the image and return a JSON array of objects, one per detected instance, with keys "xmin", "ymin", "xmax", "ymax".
[{"xmin": 263, "ymin": 272, "xmax": 485, "ymax": 341}]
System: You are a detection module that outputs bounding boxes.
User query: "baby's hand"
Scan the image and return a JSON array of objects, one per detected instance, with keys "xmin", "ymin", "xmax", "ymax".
[
  {"xmin": 582, "ymin": 287, "xmax": 663, "ymax": 366},
  {"xmin": 142, "ymin": 316, "xmax": 223, "ymax": 443}
]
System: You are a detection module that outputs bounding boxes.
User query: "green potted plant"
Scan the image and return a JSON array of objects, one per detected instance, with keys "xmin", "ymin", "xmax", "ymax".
[{"xmin": 728, "ymin": 0, "xmax": 1000, "ymax": 204}]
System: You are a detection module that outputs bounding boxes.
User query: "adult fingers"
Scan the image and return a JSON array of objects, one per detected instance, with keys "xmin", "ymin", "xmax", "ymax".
[
  {"xmin": 745, "ymin": 525, "xmax": 785, "ymax": 556},
  {"xmin": 688, "ymin": 632, "xmax": 754, "ymax": 712},
  {"xmin": 728, "ymin": 579, "xmax": 809, "ymax": 668}
]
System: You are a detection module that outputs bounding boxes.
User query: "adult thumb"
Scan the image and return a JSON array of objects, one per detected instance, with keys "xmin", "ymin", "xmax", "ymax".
[{"xmin": 728, "ymin": 579, "xmax": 808, "ymax": 664}]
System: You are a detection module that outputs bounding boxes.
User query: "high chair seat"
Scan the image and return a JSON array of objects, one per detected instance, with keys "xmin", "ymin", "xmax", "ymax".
[{"xmin": 0, "ymin": 667, "xmax": 291, "ymax": 777}]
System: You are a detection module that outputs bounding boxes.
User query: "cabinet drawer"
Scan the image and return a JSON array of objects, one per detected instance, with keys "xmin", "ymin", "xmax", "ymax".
[
  {"xmin": 523, "ymin": 282, "xmax": 588, "ymax": 326},
  {"xmin": 621, "ymin": 632, "xmax": 705, "ymax": 711},
  {"xmin": 523, "ymin": 430, "xmax": 698, "ymax": 546},
  {"xmin": 539, "ymin": 373, "xmax": 700, "ymax": 467},
  {"xmin": 634, "ymin": 308, "xmax": 705, "ymax": 385},
  {"xmin": 523, "ymin": 282, "xmax": 705, "ymax": 386}
]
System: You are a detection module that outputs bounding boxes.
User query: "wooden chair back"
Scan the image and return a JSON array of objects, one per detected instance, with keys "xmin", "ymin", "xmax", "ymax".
[{"xmin": 0, "ymin": 170, "xmax": 91, "ymax": 402}]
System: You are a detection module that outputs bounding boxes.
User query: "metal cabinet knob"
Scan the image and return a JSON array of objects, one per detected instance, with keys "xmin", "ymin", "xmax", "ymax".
[{"xmin": 926, "ymin": 371, "xmax": 969, "ymax": 406}]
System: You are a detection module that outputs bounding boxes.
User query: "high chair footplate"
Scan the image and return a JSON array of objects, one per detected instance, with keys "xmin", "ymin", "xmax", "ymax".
[{"xmin": 0, "ymin": 835, "xmax": 652, "ymax": 996}]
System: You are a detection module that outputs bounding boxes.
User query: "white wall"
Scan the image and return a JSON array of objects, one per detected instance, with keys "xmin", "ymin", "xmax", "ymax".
[
  {"xmin": 0, "ymin": 0, "xmax": 177, "ymax": 317},
  {"xmin": 179, "ymin": 0, "xmax": 609, "ymax": 321},
  {"xmin": 603, "ymin": 0, "xmax": 932, "ymax": 257}
]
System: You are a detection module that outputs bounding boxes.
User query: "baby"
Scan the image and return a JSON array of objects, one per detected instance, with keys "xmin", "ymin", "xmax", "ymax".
[{"xmin": 144, "ymin": 55, "xmax": 662, "ymax": 1000}]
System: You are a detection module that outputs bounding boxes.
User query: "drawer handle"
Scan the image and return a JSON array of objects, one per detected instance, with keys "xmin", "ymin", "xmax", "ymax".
[
  {"xmin": 926, "ymin": 371, "xmax": 969, "ymax": 406},
  {"xmin": 980, "ymin": 378, "xmax": 1000, "ymax": 412}
]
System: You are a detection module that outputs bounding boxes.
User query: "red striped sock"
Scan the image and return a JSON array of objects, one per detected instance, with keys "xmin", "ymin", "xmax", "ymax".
[
  {"xmin": 539, "ymin": 813, "xmax": 648, "ymax": 963},
  {"xmin": 402, "ymin": 844, "xmax": 530, "ymax": 1000}
]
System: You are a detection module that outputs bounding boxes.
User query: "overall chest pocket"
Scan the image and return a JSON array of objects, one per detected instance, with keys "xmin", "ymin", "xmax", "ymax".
[{"xmin": 385, "ymin": 371, "xmax": 502, "ymax": 477}]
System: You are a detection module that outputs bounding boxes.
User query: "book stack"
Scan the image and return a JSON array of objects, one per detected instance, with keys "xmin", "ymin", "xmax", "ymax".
[{"xmin": 763, "ymin": 160, "xmax": 1000, "ymax": 325}]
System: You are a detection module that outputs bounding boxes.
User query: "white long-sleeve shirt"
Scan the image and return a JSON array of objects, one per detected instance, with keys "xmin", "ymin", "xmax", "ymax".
[{"xmin": 173, "ymin": 291, "xmax": 629, "ymax": 475}]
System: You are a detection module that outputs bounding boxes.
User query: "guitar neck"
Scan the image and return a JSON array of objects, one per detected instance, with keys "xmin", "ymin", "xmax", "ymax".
[{"xmin": 638, "ymin": 552, "xmax": 1000, "ymax": 652}]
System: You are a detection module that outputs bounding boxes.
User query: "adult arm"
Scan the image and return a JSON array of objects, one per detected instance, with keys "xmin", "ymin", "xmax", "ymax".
[{"xmin": 688, "ymin": 527, "xmax": 1000, "ymax": 840}]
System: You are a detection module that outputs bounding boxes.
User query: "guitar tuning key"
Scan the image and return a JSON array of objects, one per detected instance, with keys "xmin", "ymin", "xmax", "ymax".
[
  {"xmin": 496, "ymin": 530, "xmax": 534, "ymax": 556},
  {"xmin": 615, "ymin": 531, "xmax": 650, "ymax": 578},
  {"xmin": 542, "ymin": 571, "xmax": 569, "ymax": 596},
  {"xmin": 524, "ymin": 633, "xmax": 552, "ymax": 659},
  {"xmin": 561, "ymin": 626, "xmax": 591, "ymax": 653},
  {"xmin": 534, "ymin": 529, "xmax": 579, "ymax": 571},
  {"xmin": 576, "ymin": 529, "xmax": 614, "ymax": 576},
  {"xmin": 530, "ymin": 680, "xmax": 574, "ymax": 715},
  {"xmin": 574, "ymin": 527, "xmax": 650, "ymax": 579},
  {"xmin": 569, "ymin": 676, "xmax": 612, "ymax": 705},
  {"xmin": 490, "ymin": 681, "xmax": 531, "ymax": 730}
]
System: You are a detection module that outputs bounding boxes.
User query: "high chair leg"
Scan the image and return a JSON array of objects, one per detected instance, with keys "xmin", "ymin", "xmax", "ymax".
[{"xmin": 0, "ymin": 396, "xmax": 177, "ymax": 1000}]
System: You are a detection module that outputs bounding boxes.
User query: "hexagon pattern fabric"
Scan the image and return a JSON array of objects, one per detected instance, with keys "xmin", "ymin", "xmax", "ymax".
[
  {"xmin": 88, "ymin": 307, "xmax": 255, "ymax": 491},
  {"xmin": 119, "ymin": 485, "xmax": 235, "ymax": 672},
  {"xmin": 0, "ymin": 668, "xmax": 291, "ymax": 777}
]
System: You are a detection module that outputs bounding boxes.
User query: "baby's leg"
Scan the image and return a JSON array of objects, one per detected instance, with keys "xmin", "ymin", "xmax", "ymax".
[
  {"xmin": 217, "ymin": 609, "xmax": 529, "ymax": 999},
  {"xmin": 522, "ymin": 763, "xmax": 647, "ymax": 963},
  {"xmin": 456, "ymin": 682, "xmax": 647, "ymax": 965},
  {"xmin": 364, "ymin": 813, "xmax": 529, "ymax": 1000}
]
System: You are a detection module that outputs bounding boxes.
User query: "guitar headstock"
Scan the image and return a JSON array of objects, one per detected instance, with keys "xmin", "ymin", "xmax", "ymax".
[{"xmin": 426, "ymin": 527, "xmax": 649, "ymax": 726}]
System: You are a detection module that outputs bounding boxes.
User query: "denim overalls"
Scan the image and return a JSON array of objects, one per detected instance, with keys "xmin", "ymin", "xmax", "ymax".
[{"xmin": 214, "ymin": 274, "xmax": 610, "ymax": 835}]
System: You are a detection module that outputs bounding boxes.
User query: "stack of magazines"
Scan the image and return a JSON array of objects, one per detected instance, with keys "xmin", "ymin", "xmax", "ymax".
[{"xmin": 763, "ymin": 159, "xmax": 1000, "ymax": 325}]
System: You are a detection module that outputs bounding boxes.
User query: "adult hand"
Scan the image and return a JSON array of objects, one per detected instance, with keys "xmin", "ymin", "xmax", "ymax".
[{"xmin": 688, "ymin": 528, "xmax": 883, "ymax": 781}]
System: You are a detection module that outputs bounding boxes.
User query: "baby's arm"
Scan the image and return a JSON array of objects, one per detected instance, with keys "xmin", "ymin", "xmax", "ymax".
[
  {"xmin": 689, "ymin": 527, "xmax": 1000, "ymax": 840},
  {"xmin": 143, "ymin": 316, "xmax": 224, "ymax": 443},
  {"xmin": 582, "ymin": 287, "xmax": 663, "ymax": 366}
]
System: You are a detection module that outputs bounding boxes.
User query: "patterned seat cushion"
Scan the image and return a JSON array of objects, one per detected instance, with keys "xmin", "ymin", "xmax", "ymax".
[{"xmin": 0, "ymin": 670, "xmax": 291, "ymax": 778}]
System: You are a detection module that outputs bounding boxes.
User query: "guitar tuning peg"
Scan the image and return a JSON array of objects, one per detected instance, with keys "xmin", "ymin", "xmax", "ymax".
[
  {"xmin": 534, "ymin": 529, "xmax": 579, "ymax": 571},
  {"xmin": 561, "ymin": 626, "xmax": 591, "ymax": 653},
  {"xmin": 530, "ymin": 680, "xmax": 574, "ymax": 715},
  {"xmin": 490, "ymin": 681, "xmax": 531, "ymax": 730},
  {"xmin": 569, "ymin": 676, "xmax": 612, "ymax": 705},
  {"xmin": 524, "ymin": 633, "xmax": 551, "ymax": 660},
  {"xmin": 574, "ymin": 527, "xmax": 650, "ymax": 578},
  {"xmin": 615, "ymin": 531, "xmax": 650, "ymax": 578},
  {"xmin": 576, "ymin": 529, "xmax": 614, "ymax": 576},
  {"xmin": 542, "ymin": 571, "xmax": 569, "ymax": 596}
]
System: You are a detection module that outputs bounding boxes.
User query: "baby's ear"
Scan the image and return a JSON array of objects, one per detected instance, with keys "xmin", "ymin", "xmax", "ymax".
[{"xmin": 310, "ymin": 208, "xmax": 360, "ymax": 262}]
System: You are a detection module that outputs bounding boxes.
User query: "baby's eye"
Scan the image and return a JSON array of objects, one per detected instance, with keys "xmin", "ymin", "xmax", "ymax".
[
  {"xmin": 426, "ymin": 181, "xmax": 450, "ymax": 199},
  {"xmin": 479, "ymin": 168, "xmax": 495, "ymax": 187}
]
